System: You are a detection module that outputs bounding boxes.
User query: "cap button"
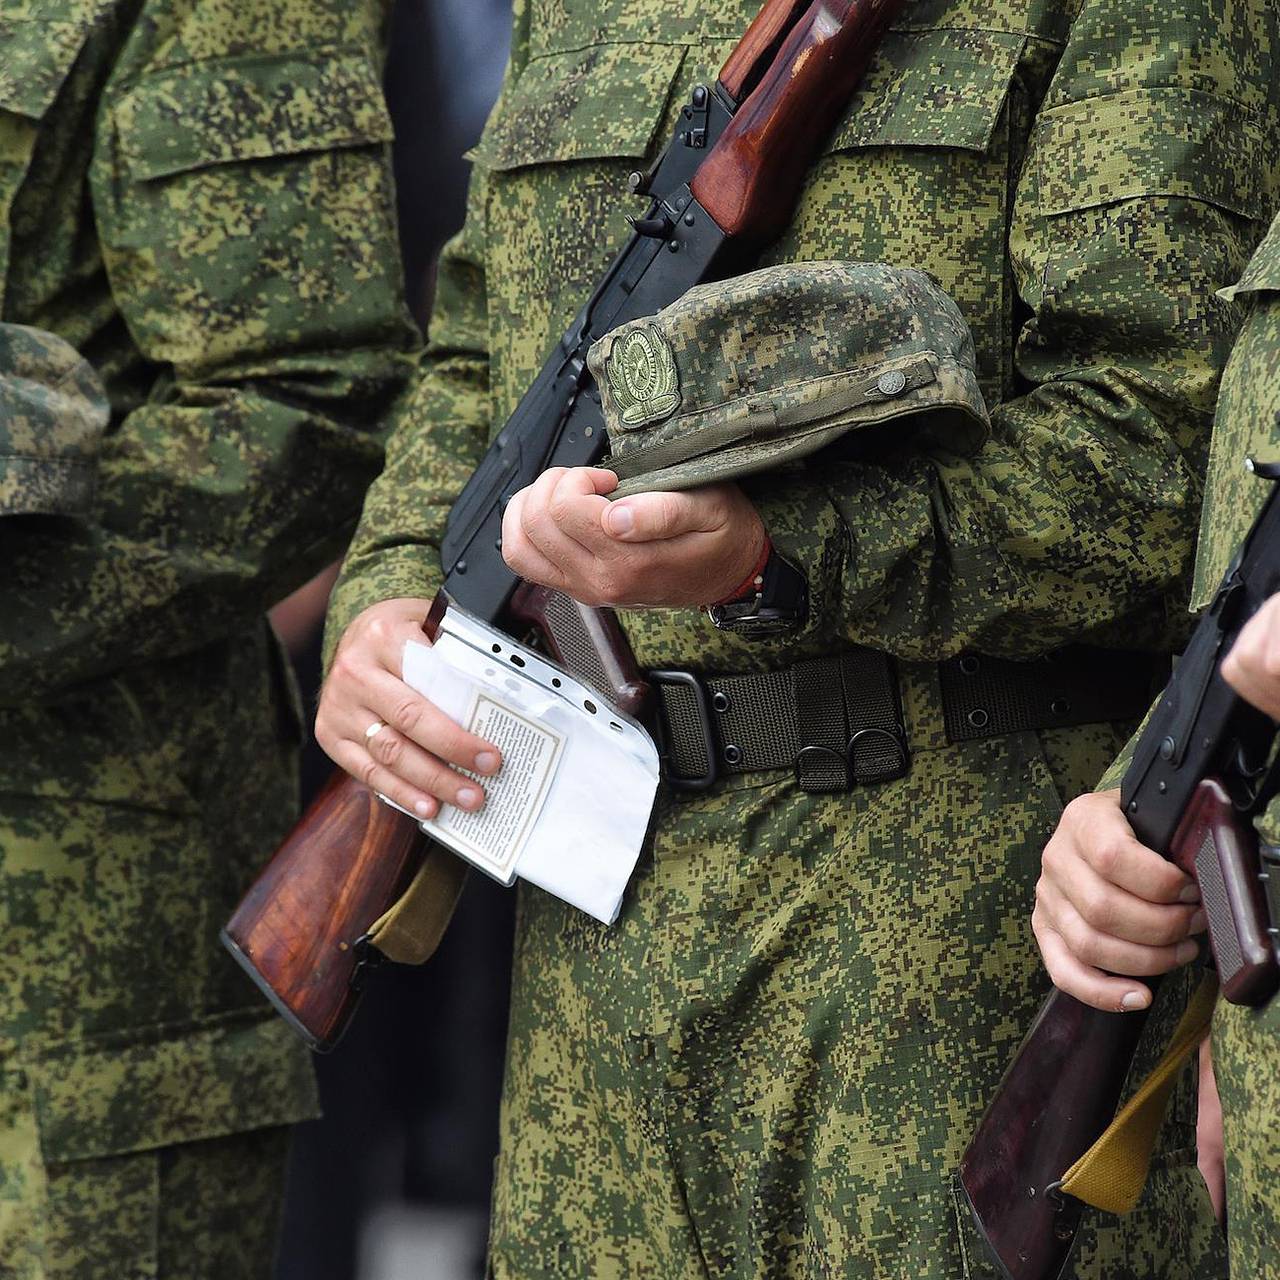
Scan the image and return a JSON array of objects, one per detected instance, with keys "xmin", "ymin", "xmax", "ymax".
[{"xmin": 877, "ymin": 370, "xmax": 907, "ymax": 396}]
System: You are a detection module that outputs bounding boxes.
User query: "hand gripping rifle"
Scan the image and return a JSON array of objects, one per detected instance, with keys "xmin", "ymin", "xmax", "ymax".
[
  {"xmin": 959, "ymin": 462, "xmax": 1280, "ymax": 1280},
  {"xmin": 222, "ymin": 0, "xmax": 908, "ymax": 1051}
]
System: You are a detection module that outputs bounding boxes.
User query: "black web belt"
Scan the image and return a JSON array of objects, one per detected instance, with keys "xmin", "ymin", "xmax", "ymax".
[{"xmin": 652, "ymin": 646, "xmax": 1163, "ymax": 794}]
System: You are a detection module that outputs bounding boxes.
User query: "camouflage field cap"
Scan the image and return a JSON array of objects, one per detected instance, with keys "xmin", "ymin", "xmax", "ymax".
[
  {"xmin": 589, "ymin": 261, "xmax": 988, "ymax": 497},
  {"xmin": 0, "ymin": 323, "xmax": 107, "ymax": 518}
]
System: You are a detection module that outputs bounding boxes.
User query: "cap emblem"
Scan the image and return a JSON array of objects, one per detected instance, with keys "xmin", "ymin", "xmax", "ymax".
[{"xmin": 607, "ymin": 325, "xmax": 681, "ymax": 427}]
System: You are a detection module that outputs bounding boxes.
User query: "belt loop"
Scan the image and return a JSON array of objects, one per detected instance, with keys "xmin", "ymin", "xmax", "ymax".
[
  {"xmin": 839, "ymin": 648, "xmax": 909, "ymax": 784},
  {"xmin": 793, "ymin": 656, "xmax": 851, "ymax": 793}
]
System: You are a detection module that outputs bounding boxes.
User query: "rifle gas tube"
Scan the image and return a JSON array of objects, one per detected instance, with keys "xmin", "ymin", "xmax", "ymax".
[
  {"xmin": 223, "ymin": 0, "xmax": 907, "ymax": 1051},
  {"xmin": 959, "ymin": 468, "xmax": 1280, "ymax": 1280}
]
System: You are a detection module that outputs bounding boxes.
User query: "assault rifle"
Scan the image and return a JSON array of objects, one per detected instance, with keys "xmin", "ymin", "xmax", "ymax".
[
  {"xmin": 959, "ymin": 463, "xmax": 1280, "ymax": 1280},
  {"xmin": 222, "ymin": 0, "xmax": 907, "ymax": 1051}
]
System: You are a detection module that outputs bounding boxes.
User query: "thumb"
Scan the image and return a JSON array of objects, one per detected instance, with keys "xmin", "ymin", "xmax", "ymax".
[{"xmin": 604, "ymin": 488, "xmax": 709, "ymax": 541}]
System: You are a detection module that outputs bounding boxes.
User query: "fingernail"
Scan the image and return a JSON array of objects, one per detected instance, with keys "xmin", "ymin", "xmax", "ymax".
[
  {"xmin": 475, "ymin": 751, "xmax": 500, "ymax": 774},
  {"xmin": 1121, "ymin": 990, "xmax": 1148, "ymax": 1011},
  {"xmin": 1175, "ymin": 939, "xmax": 1199, "ymax": 964},
  {"xmin": 1179, "ymin": 883, "xmax": 1201, "ymax": 903},
  {"xmin": 457, "ymin": 786, "xmax": 483, "ymax": 810},
  {"xmin": 1189, "ymin": 909, "xmax": 1208, "ymax": 933},
  {"xmin": 414, "ymin": 800, "xmax": 432, "ymax": 818},
  {"xmin": 608, "ymin": 504, "xmax": 634, "ymax": 536}
]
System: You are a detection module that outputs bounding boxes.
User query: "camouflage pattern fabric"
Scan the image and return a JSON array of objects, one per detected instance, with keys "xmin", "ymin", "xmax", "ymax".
[
  {"xmin": 0, "ymin": 323, "xmax": 107, "ymax": 517},
  {"xmin": 0, "ymin": 0, "xmax": 416, "ymax": 1274},
  {"xmin": 1188, "ymin": 212, "xmax": 1280, "ymax": 1280},
  {"xmin": 325, "ymin": 0, "xmax": 1280, "ymax": 1274},
  {"xmin": 589, "ymin": 261, "xmax": 988, "ymax": 498}
]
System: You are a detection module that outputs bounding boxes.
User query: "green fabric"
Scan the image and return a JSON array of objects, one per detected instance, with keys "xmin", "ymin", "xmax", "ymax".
[
  {"xmin": 324, "ymin": 0, "xmax": 1280, "ymax": 1273},
  {"xmin": 0, "ymin": 324, "xmax": 107, "ymax": 517},
  {"xmin": 0, "ymin": 0, "xmax": 417, "ymax": 1273},
  {"xmin": 1187, "ymin": 212, "xmax": 1280, "ymax": 1280},
  {"xmin": 40, "ymin": 1126, "xmax": 291, "ymax": 1280},
  {"xmin": 591, "ymin": 261, "xmax": 988, "ymax": 497}
]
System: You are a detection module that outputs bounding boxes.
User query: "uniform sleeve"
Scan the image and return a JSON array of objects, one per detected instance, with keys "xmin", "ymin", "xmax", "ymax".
[
  {"xmin": 0, "ymin": 39, "xmax": 417, "ymax": 707},
  {"xmin": 752, "ymin": 0, "xmax": 1278, "ymax": 662},
  {"xmin": 322, "ymin": 172, "xmax": 495, "ymax": 664}
]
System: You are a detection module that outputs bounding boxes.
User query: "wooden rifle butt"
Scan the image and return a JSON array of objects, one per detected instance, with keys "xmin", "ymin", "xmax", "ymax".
[
  {"xmin": 958, "ymin": 989, "xmax": 1149, "ymax": 1280},
  {"xmin": 222, "ymin": 770, "xmax": 425, "ymax": 1052}
]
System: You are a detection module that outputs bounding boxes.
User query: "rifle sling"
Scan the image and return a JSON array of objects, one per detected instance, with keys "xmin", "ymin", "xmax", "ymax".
[
  {"xmin": 1058, "ymin": 970, "xmax": 1218, "ymax": 1215},
  {"xmin": 365, "ymin": 846, "xmax": 467, "ymax": 966}
]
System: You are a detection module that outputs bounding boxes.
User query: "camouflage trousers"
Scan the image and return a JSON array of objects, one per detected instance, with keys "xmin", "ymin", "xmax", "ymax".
[
  {"xmin": 0, "ymin": 1125, "xmax": 288, "ymax": 1280},
  {"xmin": 1214, "ymin": 994, "xmax": 1280, "ymax": 1277},
  {"xmin": 486, "ymin": 671, "xmax": 1225, "ymax": 1279}
]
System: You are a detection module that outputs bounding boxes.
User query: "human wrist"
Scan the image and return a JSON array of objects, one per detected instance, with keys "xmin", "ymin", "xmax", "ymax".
[{"xmin": 709, "ymin": 535, "xmax": 772, "ymax": 607}]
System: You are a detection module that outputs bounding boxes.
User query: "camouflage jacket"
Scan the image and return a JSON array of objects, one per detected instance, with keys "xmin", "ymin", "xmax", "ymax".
[
  {"xmin": 1193, "ymin": 210, "xmax": 1280, "ymax": 845},
  {"xmin": 328, "ymin": 0, "xmax": 1280, "ymax": 680},
  {"xmin": 0, "ymin": 0, "xmax": 414, "ymax": 1194}
]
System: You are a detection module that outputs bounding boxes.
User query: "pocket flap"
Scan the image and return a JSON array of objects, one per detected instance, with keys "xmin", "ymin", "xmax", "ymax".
[
  {"xmin": 0, "ymin": 16, "xmax": 94, "ymax": 120},
  {"xmin": 1030, "ymin": 87, "xmax": 1268, "ymax": 222},
  {"xmin": 470, "ymin": 41, "xmax": 686, "ymax": 170},
  {"xmin": 114, "ymin": 48, "xmax": 394, "ymax": 182},
  {"xmin": 33, "ymin": 1011, "xmax": 319, "ymax": 1163},
  {"xmin": 826, "ymin": 27, "xmax": 1023, "ymax": 154}
]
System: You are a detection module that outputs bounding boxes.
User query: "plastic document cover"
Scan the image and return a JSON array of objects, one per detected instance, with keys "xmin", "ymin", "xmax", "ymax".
[{"xmin": 396, "ymin": 604, "xmax": 660, "ymax": 924}]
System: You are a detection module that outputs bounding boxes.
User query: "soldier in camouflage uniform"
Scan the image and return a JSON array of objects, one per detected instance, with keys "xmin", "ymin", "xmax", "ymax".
[
  {"xmin": 318, "ymin": 0, "xmax": 1280, "ymax": 1275},
  {"xmin": 1034, "ymin": 208, "xmax": 1280, "ymax": 1279},
  {"xmin": 0, "ymin": 1, "xmax": 415, "ymax": 1275}
]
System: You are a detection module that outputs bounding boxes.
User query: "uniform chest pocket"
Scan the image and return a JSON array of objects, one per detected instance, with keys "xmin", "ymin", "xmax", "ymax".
[
  {"xmin": 470, "ymin": 40, "xmax": 688, "ymax": 415},
  {"xmin": 0, "ymin": 15, "xmax": 96, "ymax": 288},
  {"xmin": 767, "ymin": 26, "xmax": 1026, "ymax": 406},
  {"xmin": 98, "ymin": 49, "xmax": 397, "ymax": 375}
]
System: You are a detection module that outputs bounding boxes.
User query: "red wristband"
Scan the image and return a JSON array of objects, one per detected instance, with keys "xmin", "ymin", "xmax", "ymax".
[{"xmin": 709, "ymin": 537, "xmax": 772, "ymax": 607}]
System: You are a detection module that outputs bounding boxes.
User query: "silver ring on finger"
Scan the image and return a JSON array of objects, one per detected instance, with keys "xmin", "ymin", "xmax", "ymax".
[{"xmin": 364, "ymin": 720, "xmax": 387, "ymax": 741}]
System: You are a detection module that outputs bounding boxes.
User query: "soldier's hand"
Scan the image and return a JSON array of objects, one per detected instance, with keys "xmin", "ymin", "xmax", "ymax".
[
  {"xmin": 1033, "ymin": 790, "xmax": 1205, "ymax": 1012},
  {"xmin": 1221, "ymin": 591, "xmax": 1280, "ymax": 719},
  {"xmin": 316, "ymin": 598, "xmax": 502, "ymax": 820},
  {"xmin": 500, "ymin": 466, "xmax": 767, "ymax": 607}
]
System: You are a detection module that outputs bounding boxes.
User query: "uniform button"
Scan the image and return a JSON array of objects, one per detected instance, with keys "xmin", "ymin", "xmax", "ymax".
[{"xmin": 877, "ymin": 369, "xmax": 907, "ymax": 396}]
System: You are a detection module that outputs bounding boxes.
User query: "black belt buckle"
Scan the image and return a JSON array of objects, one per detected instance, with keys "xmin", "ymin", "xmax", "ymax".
[{"xmin": 650, "ymin": 669, "xmax": 718, "ymax": 791}]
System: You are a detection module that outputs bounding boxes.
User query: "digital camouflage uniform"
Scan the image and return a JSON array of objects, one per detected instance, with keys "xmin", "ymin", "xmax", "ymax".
[
  {"xmin": 1185, "ymin": 210, "xmax": 1280, "ymax": 1280},
  {"xmin": 0, "ymin": 1, "xmax": 416, "ymax": 1276},
  {"xmin": 326, "ymin": 0, "xmax": 1280, "ymax": 1275}
]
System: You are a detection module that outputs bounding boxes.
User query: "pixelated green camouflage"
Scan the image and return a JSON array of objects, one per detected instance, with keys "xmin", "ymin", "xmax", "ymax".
[
  {"xmin": 590, "ymin": 261, "xmax": 988, "ymax": 498},
  {"xmin": 326, "ymin": 0, "xmax": 1280, "ymax": 1274},
  {"xmin": 0, "ymin": 323, "xmax": 107, "ymax": 517},
  {"xmin": 0, "ymin": 0, "xmax": 416, "ymax": 1273},
  {"xmin": 1184, "ymin": 213, "xmax": 1280, "ymax": 1280}
]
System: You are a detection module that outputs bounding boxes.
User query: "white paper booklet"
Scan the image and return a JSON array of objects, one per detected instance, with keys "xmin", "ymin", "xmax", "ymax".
[{"xmin": 395, "ymin": 604, "xmax": 661, "ymax": 924}]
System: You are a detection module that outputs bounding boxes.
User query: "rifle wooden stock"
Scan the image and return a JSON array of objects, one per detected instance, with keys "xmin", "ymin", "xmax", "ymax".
[
  {"xmin": 958, "ymin": 990, "xmax": 1150, "ymax": 1280},
  {"xmin": 222, "ymin": 769, "xmax": 425, "ymax": 1052},
  {"xmin": 694, "ymin": 0, "xmax": 899, "ymax": 242}
]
